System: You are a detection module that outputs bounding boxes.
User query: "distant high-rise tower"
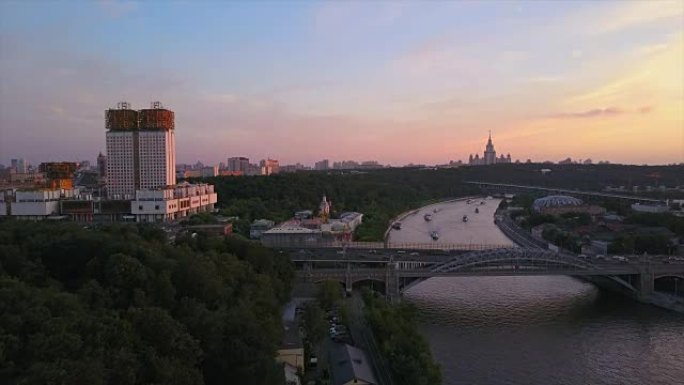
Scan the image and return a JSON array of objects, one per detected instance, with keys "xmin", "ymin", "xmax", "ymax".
[
  {"xmin": 468, "ymin": 131, "xmax": 511, "ymax": 166},
  {"xmin": 105, "ymin": 101, "xmax": 176, "ymax": 198},
  {"xmin": 97, "ymin": 152, "xmax": 107, "ymax": 178},
  {"xmin": 227, "ymin": 157, "xmax": 250, "ymax": 173},
  {"xmin": 483, "ymin": 131, "xmax": 496, "ymax": 165},
  {"xmin": 315, "ymin": 159, "xmax": 330, "ymax": 171},
  {"xmin": 11, "ymin": 158, "xmax": 27, "ymax": 173}
]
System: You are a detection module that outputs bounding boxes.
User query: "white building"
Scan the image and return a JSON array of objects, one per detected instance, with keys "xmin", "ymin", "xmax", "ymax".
[
  {"xmin": 105, "ymin": 102, "xmax": 176, "ymax": 199},
  {"xmin": 130, "ymin": 182, "xmax": 217, "ymax": 222},
  {"xmin": 0, "ymin": 188, "xmax": 80, "ymax": 219},
  {"xmin": 631, "ymin": 203, "xmax": 669, "ymax": 214},
  {"xmin": 260, "ymin": 159, "xmax": 280, "ymax": 175}
]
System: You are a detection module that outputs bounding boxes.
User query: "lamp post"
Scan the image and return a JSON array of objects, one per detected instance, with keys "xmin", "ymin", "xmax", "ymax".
[{"xmin": 675, "ymin": 277, "xmax": 680, "ymax": 297}]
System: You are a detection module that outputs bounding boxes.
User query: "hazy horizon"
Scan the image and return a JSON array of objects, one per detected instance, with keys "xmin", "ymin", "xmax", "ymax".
[{"xmin": 1, "ymin": 1, "xmax": 682, "ymax": 166}]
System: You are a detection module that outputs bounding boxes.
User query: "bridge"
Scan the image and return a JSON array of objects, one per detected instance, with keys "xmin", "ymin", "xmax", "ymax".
[
  {"xmin": 293, "ymin": 247, "xmax": 684, "ymax": 303},
  {"xmin": 464, "ymin": 181, "xmax": 667, "ymax": 205}
]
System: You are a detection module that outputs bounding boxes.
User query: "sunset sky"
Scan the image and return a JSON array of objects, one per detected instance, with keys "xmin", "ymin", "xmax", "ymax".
[{"xmin": 1, "ymin": 0, "xmax": 682, "ymax": 166}]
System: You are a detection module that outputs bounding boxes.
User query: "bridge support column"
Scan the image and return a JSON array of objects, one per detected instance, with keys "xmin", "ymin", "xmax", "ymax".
[
  {"xmin": 386, "ymin": 262, "xmax": 400, "ymax": 303},
  {"xmin": 345, "ymin": 263, "xmax": 352, "ymax": 293},
  {"xmin": 638, "ymin": 268, "xmax": 654, "ymax": 301}
]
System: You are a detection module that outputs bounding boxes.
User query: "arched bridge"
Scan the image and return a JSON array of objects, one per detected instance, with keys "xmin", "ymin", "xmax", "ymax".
[{"xmin": 295, "ymin": 247, "xmax": 684, "ymax": 302}]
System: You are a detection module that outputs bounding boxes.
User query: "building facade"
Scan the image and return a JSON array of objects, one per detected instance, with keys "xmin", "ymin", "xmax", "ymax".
[
  {"xmin": 469, "ymin": 132, "xmax": 512, "ymax": 166},
  {"xmin": 260, "ymin": 158, "xmax": 280, "ymax": 175},
  {"xmin": 315, "ymin": 159, "xmax": 329, "ymax": 171},
  {"xmin": 130, "ymin": 182, "xmax": 217, "ymax": 222},
  {"xmin": 97, "ymin": 152, "xmax": 107, "ymax": 177},
  {"xmin": 10, "ymin": 158, "xmax": 27, "ymax": 173},
  {"xmin": 227, "ymin": 157, "xmax": 250, "ymax": 173},
  {"xmin": 0, "ymin": 188, "xmax": 80, "ymax": 220},
  {"xmin": 105, "ymin": 102, "xmax": 176, "ymax": 198}
]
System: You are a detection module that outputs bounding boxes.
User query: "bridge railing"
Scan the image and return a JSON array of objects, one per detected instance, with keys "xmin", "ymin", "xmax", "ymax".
[
  {"xmin": 386, "ymin": 242, "xmax": 512, "ymax": 251},
  {"xmin": 263, "ymin": 239, "xmax": 511, "ymax": 251}
]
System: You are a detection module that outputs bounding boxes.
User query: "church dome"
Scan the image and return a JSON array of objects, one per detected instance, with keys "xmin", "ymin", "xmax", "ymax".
[{"xmin": 533, "ymin": 195, "xmax": 583, "ymax": 211}]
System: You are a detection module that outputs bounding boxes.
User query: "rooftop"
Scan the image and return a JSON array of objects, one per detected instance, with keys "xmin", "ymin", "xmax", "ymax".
[
  {"xmin": 330, "ymin": 344, "xmax": 377, "ymax": 385},
  {"xmin": 280, "ymin": 321, "xmax": 302, "ymax": 350}
]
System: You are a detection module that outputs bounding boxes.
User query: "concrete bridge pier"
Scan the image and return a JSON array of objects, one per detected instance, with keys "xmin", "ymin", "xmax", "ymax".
[
  {"xmin": 638, "ymin": 268, "xmax": 655, "ymax": 301},
  {"xmin": 385, "ymin": 262, "xmax": 400, "ymax": 303}
]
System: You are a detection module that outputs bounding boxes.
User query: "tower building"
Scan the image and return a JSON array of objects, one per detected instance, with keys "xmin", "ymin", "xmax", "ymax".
[
  {"xmin": 483, "ymin": 131, "xmax": 497, "ymax": 165},
  {"xmin": 105, "ymin": 101, "xmax": 176, "ymax": 198},
  {"xmin": 469, "ymin": 131, "xmax": 512, "ymax": 166}
]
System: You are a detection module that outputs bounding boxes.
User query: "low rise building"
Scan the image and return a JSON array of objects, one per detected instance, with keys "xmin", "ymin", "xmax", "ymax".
[
  {"xmin": 533, "ymin": 195, "xmax": 606, "ymax": 216},
  {"xmin": 250, "ymin": 219, "xmax": 275, "ymax": 239},
  {"xmin": 2, "ymin": 182, "xmax": 217, "ymax": 223},
  {"xmin": 260, "ymin": 195, "xmax": 363, "ymax": 246},
  {"xmin": 276, "ymin": 321, "xmax": 304, "ymax": 372},
  {"xmin": 631, "ymin": 203, "xmax": 669, "ymax": 214},
  {"xmin": 329, "ymin": 344, "xmax": 377, "ymax": 385},
  {"xmin": 261, "ymin": 224, "xmax": 322, "ymax": 246},
  {"xmin": 130, "ymin": 182, "xmax": 217, "ymax": 222},
  {"xmin": 0, "ymin": 188, "xmax": 79, "ymax": 220},
  {"xmin": 184, "ymin": 223, "xmax": 233, "ymax": 236},
  {"xmin": 581, "ymin": 240, "xmax": 610, "ymax": 256}
]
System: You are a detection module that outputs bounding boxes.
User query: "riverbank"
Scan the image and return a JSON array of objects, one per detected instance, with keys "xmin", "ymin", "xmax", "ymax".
[
  {"xmin": 362, "ymin": 290, "xmax": 442, "ymax": 385},
  {"xmin": 581, "ymin": 276, "xmax": 684, "ymax": 314}
]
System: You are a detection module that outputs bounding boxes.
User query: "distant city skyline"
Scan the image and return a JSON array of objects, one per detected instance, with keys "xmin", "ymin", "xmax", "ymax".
[{"xmin": 1, "ymin": 1, "xmax": 682, "ymax": 166}]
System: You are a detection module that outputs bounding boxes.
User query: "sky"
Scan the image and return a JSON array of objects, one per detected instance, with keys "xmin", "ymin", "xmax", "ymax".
[{"xmin": 0, "ymin": 0, "xmax": 682, "ymax": 166}]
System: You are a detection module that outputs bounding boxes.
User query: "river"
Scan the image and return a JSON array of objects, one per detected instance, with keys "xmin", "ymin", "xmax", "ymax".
[{"xmin": 405, "ymin": 276, "xmax": 684, "ymax": 385}]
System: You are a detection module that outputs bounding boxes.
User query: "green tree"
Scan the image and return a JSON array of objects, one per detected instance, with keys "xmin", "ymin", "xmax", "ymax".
[
  {"xmin": 317, "ymin": 280, "xmax": 343, "ymax": 310},
  {"xmin": 302, "ymin": 302, "xmax": 327, "ymax": 345}
]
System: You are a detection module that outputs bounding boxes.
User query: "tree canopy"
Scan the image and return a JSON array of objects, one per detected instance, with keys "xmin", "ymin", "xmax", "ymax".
[
  {"xmin": 0, "ymin": 221, "xmax": 294, "ymax": 385},
  {"xmin": 200, "ymin": 164, "xmax": 683, "ymax": 241}
]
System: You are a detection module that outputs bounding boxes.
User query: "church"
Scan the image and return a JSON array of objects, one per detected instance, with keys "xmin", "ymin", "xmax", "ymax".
[{"xmin": 469, "ymin": 132, "xmax": 512, "ymax": 166}]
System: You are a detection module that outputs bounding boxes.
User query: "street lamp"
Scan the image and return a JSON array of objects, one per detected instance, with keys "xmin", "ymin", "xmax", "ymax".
[{"xmin": 675, "ymin": 277, "xmax": 680, "ymax": 297}]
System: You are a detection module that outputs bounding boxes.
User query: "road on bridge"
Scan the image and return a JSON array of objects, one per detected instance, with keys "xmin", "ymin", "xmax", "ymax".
[{"xmin": 387, "ymin": 197, "xmax": 516, "ymax": 247}]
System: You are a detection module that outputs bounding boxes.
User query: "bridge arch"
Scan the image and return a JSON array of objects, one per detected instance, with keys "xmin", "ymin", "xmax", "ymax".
[
  {"xmin": 655, "ymin": 274, "xmax": 684, "ymax": 280},
  {"xmin": 654, "ymin": 274, "xmax": 684, "ymax": 297},
  {"xmin": 400, "ymin": 248, "xmax": 638, "ymax": 294}
]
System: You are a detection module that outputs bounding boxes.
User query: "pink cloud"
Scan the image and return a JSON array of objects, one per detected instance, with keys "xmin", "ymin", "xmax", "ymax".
[{"xmin": 547, "ymin": 107, "xmax": 624, "ymax": 119}]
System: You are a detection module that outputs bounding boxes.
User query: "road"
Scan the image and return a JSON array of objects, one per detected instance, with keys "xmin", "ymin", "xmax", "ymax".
[
  {"xmin": 347, "ymin": 293, "xmax": 394, "ymax": 385},
  {"xmin": 387, "ymin": 197, "xmax": 516, "ymax": 247}
]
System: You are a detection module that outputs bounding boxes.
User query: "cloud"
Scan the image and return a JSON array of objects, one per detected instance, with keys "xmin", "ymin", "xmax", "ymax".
[
  {"xmin": 565, "ymin": 32, "xmax": 683, "ymax": 106},
  {"xmin": 546, "ymin": 107, "xmax": 624, "ymax": 119},
  {"xmin": 587, "ymin": 0, "xmax": 683, "ymax": 35},
  {"xmin": 522, "ymin": 76, "xmax": 564, "ymax": 84},
  {"xmin": 544, "ymin": 105, "xmax": 658, "ymax": 120}
]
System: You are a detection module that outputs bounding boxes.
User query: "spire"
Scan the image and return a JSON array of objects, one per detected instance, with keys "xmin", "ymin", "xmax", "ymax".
[{"xmin": 487, "ymin": 130, "xmax": 492, "ymax": 145}]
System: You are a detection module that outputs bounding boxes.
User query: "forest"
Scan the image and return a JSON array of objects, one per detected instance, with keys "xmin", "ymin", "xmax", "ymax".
[
  {"xmin": 200, "ymin": 164, "xmax": 683, "ymax": 241},
  {"xmin": 204, "ymin": 168, "xmax": 480, "ymax": 241},
  {"xmin": 0, "ymin": 221, "xmax": 294, "ymax": 385}
]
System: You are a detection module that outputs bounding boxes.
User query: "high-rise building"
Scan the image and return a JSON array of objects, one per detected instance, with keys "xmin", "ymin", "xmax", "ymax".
[
  {"xmin": 10, "ymin": 158, "xmax": 27, "ymax": 173},
  {"xmin": 483, "ymin": 131, "xmax": 496, "ymax": 165},
  {"xmin": 97, "ymin": 152, "xmax": 107, "ymax": 177},
  {"xmin": 315, "ymin": 159, "xmax": 329, "ymax": 170},
  {"xmin": 105, "ymin": 101, "xmax": 176, "ymax": 198},
  {"xmin": 227, "ymin": 156, "xmax": 250, "ymax": 172},
  {"xmin": 469, "ymin": 132, "xmax": 512, "ymax": 166},
  {"xmin": 260, "ymin": 158, "xmax": 280, "ymax": 175}
]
